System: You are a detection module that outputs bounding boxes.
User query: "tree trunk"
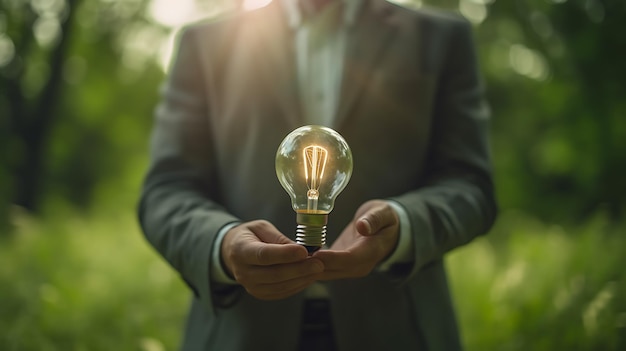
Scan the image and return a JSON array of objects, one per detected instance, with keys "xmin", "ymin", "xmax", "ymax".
[{"xmin": 9, "ymin": 0, "xmax": 79, "ymax": 213}]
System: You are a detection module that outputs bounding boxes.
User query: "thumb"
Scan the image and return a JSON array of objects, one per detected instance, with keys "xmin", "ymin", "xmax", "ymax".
[
  {"xmin": 248, "ymin": 220, "xmax": 295, "ymax": 245},
  {"xmin": 355, "ymin": 204, "xmax": 397, "ymax": 236},
  {"xmin": 356, "ymin": 217, "xmax": 373, "ymax": 236}
]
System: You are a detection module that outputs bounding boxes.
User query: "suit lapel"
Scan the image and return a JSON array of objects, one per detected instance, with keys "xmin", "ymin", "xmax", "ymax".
[
  {"xmin": 254, "ymin": 2, "xmax": 302, "ymax": 128},
  {"xmin": 251, "ymin": 0, "xmax": 398, "ymax": 129},
  {"xmin": 335, "ymin": 0, "xmax": 397, "ymax": 128}
]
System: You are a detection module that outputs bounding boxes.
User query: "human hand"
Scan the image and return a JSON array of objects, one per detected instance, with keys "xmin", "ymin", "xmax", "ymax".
[
  {"xmin": 221, "ymin": 220, "xmax": 324, "ymax": 300},
  {"xmin": 312, "ymin": 200, "xmax": 400, "ymax": 280}
]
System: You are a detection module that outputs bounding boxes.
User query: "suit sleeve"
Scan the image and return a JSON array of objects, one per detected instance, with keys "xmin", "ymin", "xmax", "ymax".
[
  {"xmin": 390, "ymin": 18, "xmax": 497, "ymax": 280},
  {"xmin": 137, "ymin": 27, "xmax": 242, "ymax": 313}
]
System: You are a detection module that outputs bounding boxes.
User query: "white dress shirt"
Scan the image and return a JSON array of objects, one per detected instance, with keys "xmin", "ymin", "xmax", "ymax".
[{"xmin": 210, "ymin": 0, "xmax": 414, "ymax": 285}]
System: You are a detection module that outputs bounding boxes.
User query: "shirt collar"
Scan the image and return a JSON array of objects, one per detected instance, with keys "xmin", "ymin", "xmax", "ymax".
[{"xmin": 280, "ymin": 0, "xmax": 363, "ymax": 29}]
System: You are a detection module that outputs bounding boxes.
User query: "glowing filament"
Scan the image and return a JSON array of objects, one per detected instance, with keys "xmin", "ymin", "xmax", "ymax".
[{"xmin": 303, "ymin": 145, "xmax": 328, "ymax": 210}]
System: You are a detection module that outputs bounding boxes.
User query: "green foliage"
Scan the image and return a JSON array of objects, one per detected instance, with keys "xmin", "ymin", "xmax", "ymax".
[
  {"xmin": 0, "ymin": 0, "xmax": 166, "ymax": 214},
  {"xmin": 0, "ymin": 206, "xmax": 188, "ymax": 351},
  {"xmin": 418, "ymin": 0, "xmax": 626, "ymax": 220},
  {"xmin": 448, "ymin": 210, "xmax": 626, "ymax": 351},
  {"xmin": 472, "ymin": 0, "xmax": 626, "ymax": 220}
]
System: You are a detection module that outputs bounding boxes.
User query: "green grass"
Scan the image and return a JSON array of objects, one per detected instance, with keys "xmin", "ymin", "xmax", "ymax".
[
  {"xmin": 0, "ymin": 206, "xmax": 624, "ymax": 350},
  {"xmin": 448, "ymin": 210, "xmax": 626, "ymax": 351},
  {"xmin": 0, "ymin": 206, "xmax": 188, "ymax": 351}
]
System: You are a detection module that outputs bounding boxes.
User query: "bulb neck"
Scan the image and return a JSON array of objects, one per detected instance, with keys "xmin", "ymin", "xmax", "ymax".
[{"xmin": 296, "ymin": 212, "xmax": 328, "ymax": 254}]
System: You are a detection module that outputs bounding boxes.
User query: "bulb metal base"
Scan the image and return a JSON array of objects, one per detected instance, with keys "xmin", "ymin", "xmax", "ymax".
[{"xmin": 296, "ymin": 212, "xmax": 328, "ymax": 254}]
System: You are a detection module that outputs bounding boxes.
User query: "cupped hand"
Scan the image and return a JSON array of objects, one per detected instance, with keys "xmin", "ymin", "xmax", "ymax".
[
  {"xmin": 221, "ymin": 220, "xmax": 324, "ymax": 300},
  {"xmin": 312, "ymin": 200, "xmax": 400, "ymax": 280}
]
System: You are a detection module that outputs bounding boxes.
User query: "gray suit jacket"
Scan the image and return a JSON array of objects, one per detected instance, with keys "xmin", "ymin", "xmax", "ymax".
[{"xmin": 138, "ymin": 0, "xmax": 497, "ymax": 350}]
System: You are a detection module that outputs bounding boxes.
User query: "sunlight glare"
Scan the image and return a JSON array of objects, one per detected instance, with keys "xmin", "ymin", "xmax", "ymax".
[
  {"xmin": 242, "ymin": 0, "xmax": 273, "ymax": 11},
  {"xmin": 509, "ymin": 44, "xmax": 549, "ymax": 81},
  {"xmin": 149, "ymin": 0, "xmax": 196, "ymax": 27},
  {"xmin": 388, "ymin": 0, "xmax": 422, "ymax": 9},
  {"xmin": 459, "ymin": 0, "xmax": 487, "ymax": 25},
  {"xmin": 158, "ymin": 30, "xmax": 178, "ymax": 73}
]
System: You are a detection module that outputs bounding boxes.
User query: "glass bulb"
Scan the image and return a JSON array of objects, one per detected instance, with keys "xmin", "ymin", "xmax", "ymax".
[{"xmin": 276, "ymin": 125, "xmax": 353, "ymax": 253}]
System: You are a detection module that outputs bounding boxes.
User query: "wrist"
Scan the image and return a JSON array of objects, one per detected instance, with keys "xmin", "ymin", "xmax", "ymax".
[
  {"xmin": 221, "ymin": 228, "xmax": 237, "ymax": 278},
  {"xmin": 377, "ymin": 200, "xmax": 414, "ymax": 272},
  {"xmin": 211, "ymin": 222, "xmax": 240, "ymax": 285}
]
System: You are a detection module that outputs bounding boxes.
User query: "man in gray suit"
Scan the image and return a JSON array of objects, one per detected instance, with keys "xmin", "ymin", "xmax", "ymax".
[{"xmin": 138, "ymin": 0, "xmax": 497, "ymax": 349}]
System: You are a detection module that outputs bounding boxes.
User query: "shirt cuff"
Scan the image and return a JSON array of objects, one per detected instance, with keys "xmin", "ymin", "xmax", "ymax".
[
  {"xmin": 210, "ymin": 222, "xmax": 240, "ymax": 285},
  {"xmin": 377, "ymin": 200, "xmax": 414, "ymax": 272}
]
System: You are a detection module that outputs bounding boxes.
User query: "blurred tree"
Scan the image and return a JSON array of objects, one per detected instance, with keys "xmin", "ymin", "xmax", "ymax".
[
  {"xmin": 0, "ymin": 0, "xmax": 168, "ymax": 229},
  {"xmin": 483, "ymin": 0, "xmax": 625, "ymax": 221},
  {"xmin": 1, "ymin": 0, "xmax": 80, "ymax": 215},
  {"xmin": 420, "ymin": 0, "xmax": 626, "ymax": 222}
]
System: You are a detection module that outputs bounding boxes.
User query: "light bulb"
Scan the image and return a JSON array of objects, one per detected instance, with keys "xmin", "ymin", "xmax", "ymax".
[{"xmin": 276, "ymin": 125, "xmax": 353, "ymax": 253}]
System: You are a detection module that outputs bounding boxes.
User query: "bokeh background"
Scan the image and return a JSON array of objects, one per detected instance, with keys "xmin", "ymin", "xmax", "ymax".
[{"xmin": 1, "ymin": 0, "xmax": 625, "ymax": 350}]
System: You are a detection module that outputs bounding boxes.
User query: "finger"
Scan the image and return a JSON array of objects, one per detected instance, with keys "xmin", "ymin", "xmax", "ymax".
[
  {"xmin": 313, "ymin": 249, "xmax": 374, "ymax": 280},
  {"xmin": 356, "ymin": 204, "xmax": 397, "ymax": 236},
  {"xmin": 312, "ymin": 250, "xmax": 351, "ymax": 269},
  {"xmin": 239, "ymin": 241, "xmax": 308, "ymax": 266},
  {"xmin": 245, "ymin": 258, "xmax": 324, "ymax": 284}
]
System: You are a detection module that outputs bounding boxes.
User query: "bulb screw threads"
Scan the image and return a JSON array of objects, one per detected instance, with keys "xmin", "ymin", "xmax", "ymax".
[{"xmin": 295, "ymin": 213, "xmax": 328, "ymax": 254}]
